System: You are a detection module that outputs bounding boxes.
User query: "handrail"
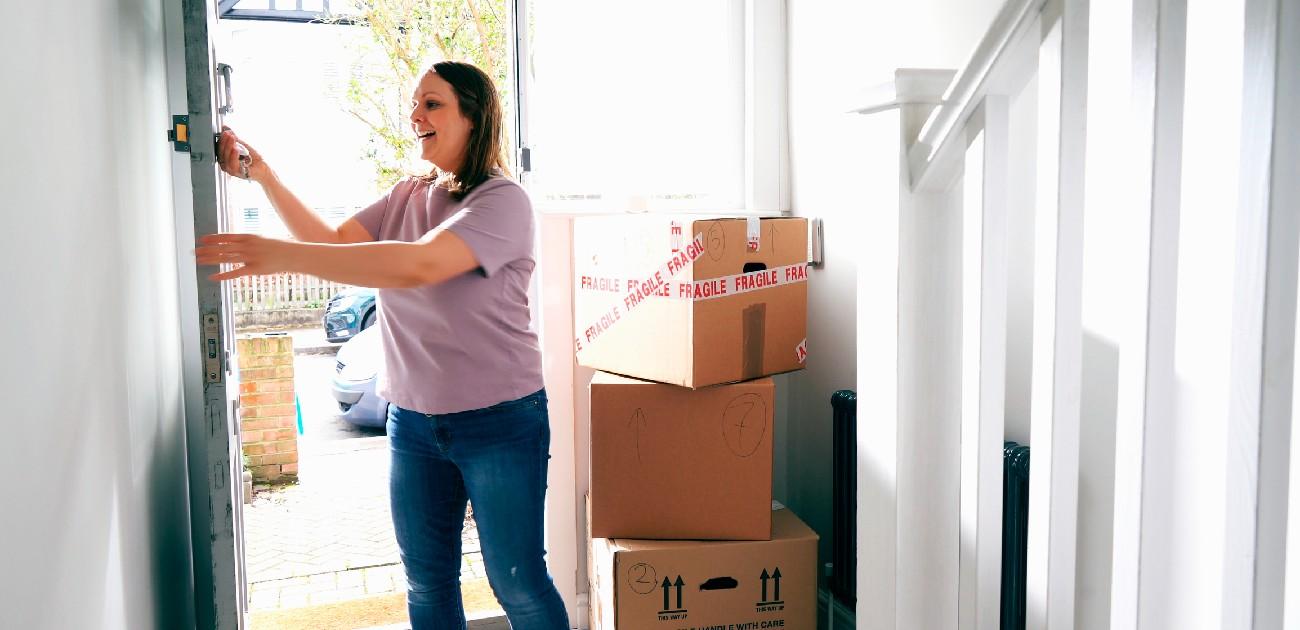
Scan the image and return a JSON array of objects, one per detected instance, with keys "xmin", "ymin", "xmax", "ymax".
[
  {"xmin": 848, "ymin": 68, "xmax": 956, "ymax": 117},
  {"xmin": 907, "ymin": 0, "xmax": 1047, "ymax": 189}
]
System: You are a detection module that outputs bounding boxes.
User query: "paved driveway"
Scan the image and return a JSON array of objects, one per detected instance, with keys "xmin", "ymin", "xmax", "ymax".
[{"xmin": 243, "ymin": 351, "xmax": 487, "ymax": 611}]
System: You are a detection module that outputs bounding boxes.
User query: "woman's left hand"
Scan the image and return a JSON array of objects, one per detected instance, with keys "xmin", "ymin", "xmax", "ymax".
[{"xmin": 196, "ymin": 233, "xmax": 295, "ymax": 281}]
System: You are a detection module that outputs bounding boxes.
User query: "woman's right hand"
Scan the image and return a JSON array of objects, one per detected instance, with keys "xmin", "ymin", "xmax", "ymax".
[{"xmin": 218, "ymin": 126, "xmax": 272, "ymax": 184}]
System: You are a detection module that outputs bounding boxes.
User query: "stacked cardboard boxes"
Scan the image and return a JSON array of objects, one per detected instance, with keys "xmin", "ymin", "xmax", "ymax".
[{"xmin": 576, "ymin": 215, "xmax": 818, "ymax": 630}]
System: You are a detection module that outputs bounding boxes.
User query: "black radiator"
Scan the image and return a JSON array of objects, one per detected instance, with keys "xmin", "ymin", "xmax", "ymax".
[
  {"xmin": 1001, "ymin": 441, "xmax": 1031, "ymax": 630},
  {"xmin": 830, "ymin": 389, "xmax": 857, "ymax": 607}
]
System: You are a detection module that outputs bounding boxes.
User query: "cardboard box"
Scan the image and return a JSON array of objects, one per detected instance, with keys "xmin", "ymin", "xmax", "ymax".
[
  {"xmin": 574, "ymin": 215, "xmax": 809, "ymax": 388},
  {"xmin": 588, "ymin": 503, "xmax": 818, "ymax": 630},
  {"xmin": 590, "ymin": 372, "xmax": 774, "ymax": 540}
]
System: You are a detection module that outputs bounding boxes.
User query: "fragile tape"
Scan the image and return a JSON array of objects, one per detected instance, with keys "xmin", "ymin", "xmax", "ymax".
[
  {"xmin": 574, "ymin": 233, "xmax": 810, "ymax": 357},
  {"xmin": 678, "ymin": 263, "xmax": 807, "ymax": 301},
  {"xmin": 575, "ymin": 232, "xmax": 706, "ymax": 355},
  {"xmin": 577, "ymin": 263, "xmax": 808, "ymax": 302}
]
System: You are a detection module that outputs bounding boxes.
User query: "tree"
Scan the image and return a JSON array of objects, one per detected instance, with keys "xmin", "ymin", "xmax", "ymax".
[{"xmin": 328, "ymin": 0, "xmax": 511, "ymax": 190}]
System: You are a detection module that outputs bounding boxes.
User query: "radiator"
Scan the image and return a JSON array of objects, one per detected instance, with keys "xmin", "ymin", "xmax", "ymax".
[
  {"xmin": 1001, "ymin": 442, "xmax": 1031, "ymax": 630},
  {"xmin": 830, "ymin": 389, "xmax": 857, "ymax": 607}
]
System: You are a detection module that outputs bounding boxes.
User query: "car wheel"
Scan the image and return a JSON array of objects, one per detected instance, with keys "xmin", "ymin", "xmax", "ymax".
[{"xmin": 361, "ymin": 309, "xmax": 376, "ymax": 331}]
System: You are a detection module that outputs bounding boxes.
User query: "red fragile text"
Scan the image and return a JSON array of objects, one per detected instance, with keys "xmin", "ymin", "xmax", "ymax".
[
  {"xmin": 734, "ymin": 269, "xmax": 779, "ymax": 292},
  {"xmin": 576, "ymin": 305, "xmax": 622, "ymax": 353},
  {"xmin": 665, "ymin": 236, "xmax": 705, "ymax": 275},
  {"xmin": 579, "ymin": 276, "xmax": 622, "ymax": 292},
  {"xmin": 574, "ymin": 232, "xmax": 706, "ymax": 356},
  {"xmin": 624, "ymin": 271, "xmax": 667, "ymax": 310},
  {"xmin": 688, "ymin": 278, "xmax": 728, "ymax": 299}
]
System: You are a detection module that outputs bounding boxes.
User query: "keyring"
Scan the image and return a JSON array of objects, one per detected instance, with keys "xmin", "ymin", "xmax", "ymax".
[{"xmin": 236, "ymin": 142, "xmax": 252, "ymax": 179}]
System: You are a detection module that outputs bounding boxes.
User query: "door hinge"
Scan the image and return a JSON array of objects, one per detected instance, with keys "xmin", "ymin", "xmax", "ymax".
[{"xmin": 167, "ymin": 114, "xmax": 190, "ymax": 152}]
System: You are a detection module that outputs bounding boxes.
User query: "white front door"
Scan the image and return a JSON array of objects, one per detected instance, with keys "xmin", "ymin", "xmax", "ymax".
[{"xmin": 174, "ymin": 0, "xmax": 247, "ymax": 627}]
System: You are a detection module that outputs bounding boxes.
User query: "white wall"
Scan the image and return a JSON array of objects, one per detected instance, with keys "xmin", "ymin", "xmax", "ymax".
[
  {"xmin": 0, "ymin": 1, "xmax": 195, "ymax": 628},
  {"xmin": 784, "ymin": 0, "xmax": 1003, "ymax": 579}
]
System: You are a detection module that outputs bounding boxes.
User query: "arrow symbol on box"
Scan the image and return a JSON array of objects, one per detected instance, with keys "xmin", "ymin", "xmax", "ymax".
[
  {"xmin": 661, "ymin": 575, "xmax": 685, "ymax": 611},
  {"xmin": 760, "ymin": 567, "xmax": 782, "ymax": 603}
]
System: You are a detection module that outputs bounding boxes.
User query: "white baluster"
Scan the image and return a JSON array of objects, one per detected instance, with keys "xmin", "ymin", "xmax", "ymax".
[
  {"xmin": 1025, "ymin": 0, "xmax": 1087, "ymax": 627},
  {"xmin": 959, "ymin": 95, "xmax": 1010, "ymax": 630}
]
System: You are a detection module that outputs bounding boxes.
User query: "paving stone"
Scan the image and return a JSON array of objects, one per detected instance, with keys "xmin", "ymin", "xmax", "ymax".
[
  {"xmin": 247, "ymin": 588, "xmax": 279, "ymax": 611},
  {"xmin": 308, "ymin": 572, "xmax": 337, "ymax": 587},
  {"xmin": 334, "ymin": 585, "xmax": 369, "ymax": 601},
  {"xmin": 337, "ymin": 570, "xmax": 365, "ymax": 588},
  {"xmin": 263, "ymin": 575, "xmax": 310, "ymax": 588},
  {"xmin": 243, "ymin": 427, "xmax": 480, "ymax": 611},
  {"xmin": 279, "ymin": 583, "xmax": 315, "ymax": 599},
  {"xmin": 279, "ymin": 591, "xmax": 309, "ymax": 609},
  {"xmin": 365, "ymin": 578, "xmax": 396, "ymax": 595},
  {"xmin": 309, "ymin": 590, "xmax": 344, "ymax": 605}
]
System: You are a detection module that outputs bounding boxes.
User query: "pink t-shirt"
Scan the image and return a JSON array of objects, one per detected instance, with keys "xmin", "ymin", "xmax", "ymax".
[{"xmin": 352, "ymin": 176, "xmax": 543, "ymax": 414}]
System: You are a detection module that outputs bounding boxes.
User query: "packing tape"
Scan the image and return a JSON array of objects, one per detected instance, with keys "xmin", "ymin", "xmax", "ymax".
[
  {"xmin": 573, "ymin": 233, "xmax": 810, "ymax": 357},
  {"xmin": 574, "ymin": 232, "xmax": 706, "ymax": 355},
  {"xmin": 677, "ymin": 263, "xmax": 808, "ymax": 302},
  {"xmin": 747, "ymin": 216, "xmax": 761, "ymax": 252},
  {"xmin": 796, "ymin": 338, "xmax": 808, "ymax": 364},
  {"xmin": 577, "ymin": 263, "xmax": 808, "ymax": 302}
]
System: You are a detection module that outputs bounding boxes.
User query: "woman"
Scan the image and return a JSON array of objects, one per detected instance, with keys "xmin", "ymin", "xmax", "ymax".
[{"xmin": 197, "ymin": 61, "xmax": 570, "ymax": 630}]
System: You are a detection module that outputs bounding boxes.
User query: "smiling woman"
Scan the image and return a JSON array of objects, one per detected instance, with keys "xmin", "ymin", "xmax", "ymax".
[
  {"xmin": 197, "ymin": 60, "xmax": 569, "ymax": 630},
  {"xmin": 410, "ymin": 62, "xmax": 510, "ymax": 199}
]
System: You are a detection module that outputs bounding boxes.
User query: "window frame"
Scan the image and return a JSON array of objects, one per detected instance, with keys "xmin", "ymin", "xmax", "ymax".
[{"xmin": 518, "ymin": 0, "xmax": 789, "ymax": 217}]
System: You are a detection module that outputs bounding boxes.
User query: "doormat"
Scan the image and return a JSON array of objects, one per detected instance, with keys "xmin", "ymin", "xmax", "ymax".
[{"xmin": 248, "ymin": 577, "xmax": 500, "ymax": 630}]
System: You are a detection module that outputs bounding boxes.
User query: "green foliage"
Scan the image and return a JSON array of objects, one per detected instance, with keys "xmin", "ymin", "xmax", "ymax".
[{"xmin": 327, "ymin": 0, "xmax": 512, "ymax": 191}]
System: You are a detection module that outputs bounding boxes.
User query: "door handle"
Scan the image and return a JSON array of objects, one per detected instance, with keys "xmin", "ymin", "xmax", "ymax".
[{"xmin": 217, "ymin": 63, "xmax": 235, "ymax": 115}]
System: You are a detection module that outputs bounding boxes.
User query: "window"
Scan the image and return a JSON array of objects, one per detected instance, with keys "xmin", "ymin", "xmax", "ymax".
[
  {"xmin": 526, "ymin": 0, "xmax": 748, "ymax": 213},
  {"xmin": 240, "ymin": 208, "xmax": 261, "ymax": 233},
  {"xmin": 218, "ymin": 0, "xmax": 349, "ymax": 22}
]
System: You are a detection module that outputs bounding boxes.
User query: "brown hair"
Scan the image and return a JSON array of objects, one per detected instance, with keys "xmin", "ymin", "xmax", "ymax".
[{"xmin": 422, "ymin": 60, "xmax": 510, "ymax": 200}]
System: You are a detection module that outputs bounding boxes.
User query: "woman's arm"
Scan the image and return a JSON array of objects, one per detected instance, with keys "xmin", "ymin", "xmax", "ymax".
[
  {"xmin": 259, "ymin": 174, "xmax": 374, "ymax": 244},
  {"xmin": 218, "ymin": 128, "xmax": 372, "ymax": 245},
  {"xmin": 195, "ymin": 229, "xmax": 480, "ymax": 288}
]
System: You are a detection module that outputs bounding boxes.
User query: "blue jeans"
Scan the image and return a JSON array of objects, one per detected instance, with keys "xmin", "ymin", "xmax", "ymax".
[{"xmin": 387, "ymin": 390, "xmax": 570, "ymax": 630}]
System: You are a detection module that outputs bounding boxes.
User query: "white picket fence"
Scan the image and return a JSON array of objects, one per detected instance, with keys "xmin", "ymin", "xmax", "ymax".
[{"xmin": 229, "ymin": 273, "xmax": 351, "ymax": 311}]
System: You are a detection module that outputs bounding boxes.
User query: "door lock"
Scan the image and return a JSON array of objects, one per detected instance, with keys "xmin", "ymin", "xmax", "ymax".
[
  {"xmin": 167, "ymin": 115, "xmax": 190, "ymax": 152},
  {"xmin": 203, "ymin": 313, "xmax": 223, "ymax": 384}
]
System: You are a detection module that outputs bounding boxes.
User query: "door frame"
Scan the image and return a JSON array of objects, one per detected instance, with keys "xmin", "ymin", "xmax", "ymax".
[
  {"xmin": 168, "ymin": 0, "xmax": 247, "ymax": 627},
  {"xmin": 169, "ymin": 1, "xmax": 567, "ymax": 628}
]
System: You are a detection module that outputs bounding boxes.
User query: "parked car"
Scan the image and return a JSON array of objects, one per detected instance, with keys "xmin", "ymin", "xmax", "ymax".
[
  {"xmin": 323, "ymin": 287, "xmax": 377, "ymax": 343},
  {"xmin": 331, "ymin": 325, "xmax": 389, "ymax": 427}
]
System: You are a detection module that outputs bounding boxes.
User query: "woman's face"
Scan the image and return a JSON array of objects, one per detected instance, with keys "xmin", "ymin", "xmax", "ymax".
[{"xmin": 409, "ymin": 71, "xmax": 473, "ymax": 173}]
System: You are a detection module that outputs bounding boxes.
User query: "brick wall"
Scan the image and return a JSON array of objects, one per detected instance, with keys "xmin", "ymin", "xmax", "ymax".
[{"xmin": 237, "ymin": 335, "xmax": 299, "ymax": 482}]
